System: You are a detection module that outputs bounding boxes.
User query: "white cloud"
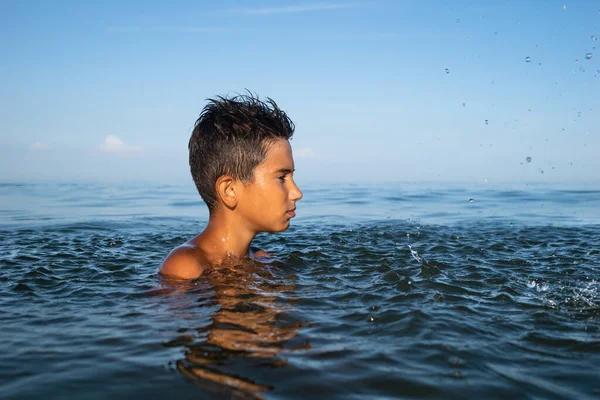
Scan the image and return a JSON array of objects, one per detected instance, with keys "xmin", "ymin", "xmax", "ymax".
[
  {"xmin": 31, "ymin": 142, "xmax": 49, "ymax": 150},
  {"xmin": 295, "ymin": 148, "xmax": 315, "ymax": 158},
  {"xmin": 100, "ymin": 135, "xmax": 141, "ymax": 153},
  {"xmin": 235, "ymin": 2, "xmax": 361, "ymax": 15}
]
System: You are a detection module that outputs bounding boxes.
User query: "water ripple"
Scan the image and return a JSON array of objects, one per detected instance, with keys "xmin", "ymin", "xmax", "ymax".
[{"xmin": 1, "ymin": 184, "xmax": 600, "ymax": 398}]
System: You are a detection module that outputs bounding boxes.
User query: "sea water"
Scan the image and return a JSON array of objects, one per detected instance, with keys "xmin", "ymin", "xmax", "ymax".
[{"xmin": 1, "ymin": 181, "xmax": 599, "ymax": 399}]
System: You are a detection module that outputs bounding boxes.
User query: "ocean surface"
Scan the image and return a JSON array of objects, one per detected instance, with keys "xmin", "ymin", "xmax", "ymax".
[{"xmin": 1, "ymin": 181, "xmax": 599, "ymax": 399}]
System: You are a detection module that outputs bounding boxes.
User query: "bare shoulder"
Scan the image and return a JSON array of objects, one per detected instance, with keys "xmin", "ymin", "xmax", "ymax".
[{"xmin": 159, "ymin": 245, "xmax": 205, "ymax": 280}]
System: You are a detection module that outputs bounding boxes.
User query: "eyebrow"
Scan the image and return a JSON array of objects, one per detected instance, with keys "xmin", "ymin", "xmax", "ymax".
[{"xmin": 274, "ymin": 168, "xmax": 295, "ymax": 174}]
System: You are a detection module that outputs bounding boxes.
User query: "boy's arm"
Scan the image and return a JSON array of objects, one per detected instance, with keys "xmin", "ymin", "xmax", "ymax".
[
  {"xmin": 251, "ymin": 247, "xmax": 269, "ymax": 258},
  {"xmin": 159, "ymin": 247, "xmax": 204, "ymax": 280}
]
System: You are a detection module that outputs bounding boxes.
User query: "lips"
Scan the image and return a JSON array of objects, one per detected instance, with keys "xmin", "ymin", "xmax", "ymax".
[{"xmin": 286, "ymin": 208, "xmax": 296, "ymax": 217}]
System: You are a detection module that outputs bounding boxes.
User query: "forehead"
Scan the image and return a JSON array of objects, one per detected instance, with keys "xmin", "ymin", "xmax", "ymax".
[{"xmin": 258, "ymin": 140, "xmax": 294, "ymax": 171}]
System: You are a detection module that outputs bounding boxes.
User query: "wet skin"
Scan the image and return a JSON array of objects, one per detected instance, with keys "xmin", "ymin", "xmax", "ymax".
[{"xmin": 159, "ymin": 139, "xmax": 303, "ymax": 280}]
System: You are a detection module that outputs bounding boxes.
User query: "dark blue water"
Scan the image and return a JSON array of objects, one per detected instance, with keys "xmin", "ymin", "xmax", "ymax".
[{"xmin": 1, "ymin": 182, "xmax": 599, "ymax": 399}]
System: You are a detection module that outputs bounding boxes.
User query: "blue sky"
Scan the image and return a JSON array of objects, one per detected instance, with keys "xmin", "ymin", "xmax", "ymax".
[{"xmin": 1, "ymin": 0, "xmax": 598, "ymax": 184}]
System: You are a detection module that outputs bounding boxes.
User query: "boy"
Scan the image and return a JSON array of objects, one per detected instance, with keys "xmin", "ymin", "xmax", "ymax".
[{"xmin": 159, "ymin": 94, "xmax": 303, "ymax": 280}]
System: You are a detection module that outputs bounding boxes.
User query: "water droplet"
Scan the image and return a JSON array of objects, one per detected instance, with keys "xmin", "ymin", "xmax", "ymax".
[
  {"xmin": 462, "ymin": 102, "xmax": 466, "ymax": 107},
  {"xmin": 469, "ymin": 198, "xmax": 474, "ymax": 203},
  {"xmin": 367, "ymin": 316, "xmax": 375, "ymax": 322},
  {"xmin": 445, "ymin": 68, "xmax": 450, "ymax": 74},
  {"xmin": 526, "ymin": 156, "xmax": 532, "ymax": 163},
  {"xmin": 525, "ymin": 56, "xmax": 531, "ymax": 63},
  {"xmin": 586, "ymin": 53, "xmax": 593, "ymax": 60},
  {"xmin": 540, "ymin": 170, "xmax": 545, "ymax": 174},
  {"xmin": 575, "ymin": 59, "xmax": 579, "ymax": 63},
  {"xmin": 538, "ymin": 62, "xmax": 542, "ymax": 66},
  {"xmin": 485, "ymin": 119, "xmax": 489, "ymax": 125},
  {"xmin": 593, "ymin": 35, "xmax": 597, "ymax": 41},
  {"xmin": 408, "ymin": 244, "xmax": 423, "ymax": 263},
  {"xmin": 536, "ymin": 282, "xmax": 549, "ymax": 292},
  {"xmin": 456, "ymin": 18, "xmax": 460, "ymax": 23},
  {"xmin": 494, "ymin": 31, "xmax": 498, "ymax": 35},
  {"xmin": 563, "ymin": 5, "xmax": 567, "ymax": 9}
]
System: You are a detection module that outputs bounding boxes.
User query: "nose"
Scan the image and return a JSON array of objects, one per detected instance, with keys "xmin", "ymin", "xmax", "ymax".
[{"xmin": 291, "ymin": 179, "xmax": 303, "ymax": 202}]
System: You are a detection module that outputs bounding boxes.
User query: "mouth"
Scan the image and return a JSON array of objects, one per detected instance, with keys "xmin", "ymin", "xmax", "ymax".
[{"xmin": 286, "ymin": 208, "xmax": 296, "ymax": 217}]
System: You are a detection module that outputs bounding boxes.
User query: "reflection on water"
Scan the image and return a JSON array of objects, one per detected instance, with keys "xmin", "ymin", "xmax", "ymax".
[
  {"xmin": 161, "ymin": 260, "xmax": 309, "ymax": 399},
  {"xmin": 2, "ymin": 183, "xmax": 600, "ymax": 399}
]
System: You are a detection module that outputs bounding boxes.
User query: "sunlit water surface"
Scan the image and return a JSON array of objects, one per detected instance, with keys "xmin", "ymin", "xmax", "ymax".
[{"xmin": 1, "ymin": 182, "xmax": 599, "ymax": 399}]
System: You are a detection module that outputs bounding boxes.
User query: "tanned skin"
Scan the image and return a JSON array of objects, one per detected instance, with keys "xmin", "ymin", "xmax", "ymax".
[{"xmin": 159, "ymin": 139, "xmax": 302, "ymax": 280}]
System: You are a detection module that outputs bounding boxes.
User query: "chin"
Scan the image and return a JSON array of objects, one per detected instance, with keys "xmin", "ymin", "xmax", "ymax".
[{"xmin": 271, "ymin": 221, "xmax": 291, "ymax": 233}]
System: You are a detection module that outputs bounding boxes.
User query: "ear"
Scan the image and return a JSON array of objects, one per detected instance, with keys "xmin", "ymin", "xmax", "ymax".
[{"xmin": 215, "ymin": 175, "xmax": 239, "ymax": 210}]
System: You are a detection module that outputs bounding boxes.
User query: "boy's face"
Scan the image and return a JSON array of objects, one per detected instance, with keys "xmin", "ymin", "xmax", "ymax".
[{"xmin": 237, "ymin": 139, "xmax": 303, "ymax": 233}]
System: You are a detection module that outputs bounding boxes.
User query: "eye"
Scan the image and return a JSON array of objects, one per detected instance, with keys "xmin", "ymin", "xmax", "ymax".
[{"xmin": 278, "ymin": 175, "xmax": 286, "ymax": 182}]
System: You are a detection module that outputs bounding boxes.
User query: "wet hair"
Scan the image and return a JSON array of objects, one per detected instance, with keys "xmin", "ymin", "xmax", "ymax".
[{"xmin": 189, "ymin": 93, "xmax": 295, "ymax": 213}]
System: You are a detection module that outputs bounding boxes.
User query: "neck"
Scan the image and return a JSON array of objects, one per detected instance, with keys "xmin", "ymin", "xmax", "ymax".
[{"xmin": 194, "ymin": 211, "xmax": 256, "ymax": 265}]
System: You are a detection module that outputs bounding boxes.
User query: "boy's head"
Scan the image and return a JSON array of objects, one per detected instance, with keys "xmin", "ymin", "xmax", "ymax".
[{"xmin": 189, "ymin": 93, "xmax": 296, "ymax": 215}]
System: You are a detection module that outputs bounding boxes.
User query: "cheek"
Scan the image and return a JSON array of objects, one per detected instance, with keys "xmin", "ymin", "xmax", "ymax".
[
  {"xmin": 249, "ymin": 183, "xmax": 278, "ymax": 210},
  {"xmin": 245, "ymin": 180, "xmax": 287, "ymax": 216},
  {"xmin": 257, "ymin": 186, "xmax": 286, "ymax": 219}
]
